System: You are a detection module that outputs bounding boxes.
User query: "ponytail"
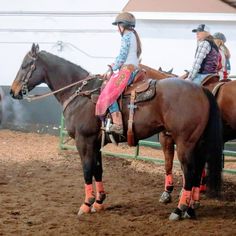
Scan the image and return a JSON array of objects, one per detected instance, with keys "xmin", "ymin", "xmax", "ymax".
[
  {"xmin": 132, "ymin": 29, "xmax": 142, "ymax": 58},
  {"xmin": 123, "ymin": 25, "xmax": 142, "ymax": 59}
]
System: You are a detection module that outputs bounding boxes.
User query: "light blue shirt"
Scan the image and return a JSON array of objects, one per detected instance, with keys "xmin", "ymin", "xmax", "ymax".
[{"xmin": 112, "ymin": 31, "xmax": 139, "ymax": 71}]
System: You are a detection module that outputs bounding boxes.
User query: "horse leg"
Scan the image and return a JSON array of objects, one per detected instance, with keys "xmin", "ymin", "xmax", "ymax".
[
  {"xmin": 76, "ymin": 135, "xmax": 105, "ymax": 215},
  {"xmin": 91, "ymin": 148, "xmax": 106, "ymax": 212},
  {"xmin": 183, "ymin": 173, "xmax": 203, "ymax": 219},
  {"xmin": 183, "ymin": 148, "xmax": 206, "ymax": 219},
  {"xmin": 159, "ymin": 132, "xmax": 175, "ymax": 203},
  {"xmin": 169, "ymin": 146, "xmax": 195, "ymax": 221}
]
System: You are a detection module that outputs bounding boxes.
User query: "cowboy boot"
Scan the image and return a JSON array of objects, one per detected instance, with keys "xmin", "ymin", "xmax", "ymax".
[{"xmin": 110, "ymin": 111, "xmax": 123, "ymax": 134}]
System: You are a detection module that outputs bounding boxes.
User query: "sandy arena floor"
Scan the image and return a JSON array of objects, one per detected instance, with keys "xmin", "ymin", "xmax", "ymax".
[{"xmin": 0, "ymin": 129, "xmax": 235, "ymax": 235}]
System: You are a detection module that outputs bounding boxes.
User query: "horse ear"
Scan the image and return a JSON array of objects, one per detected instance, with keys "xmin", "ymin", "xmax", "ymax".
[
  {"xmin": 35, "ymin": 44, "xmax": 40, "ymax": 52},
  {"xmin": 167, "ymin": 68, "xmax": 173, "ymax": 74},
  {"xmin": 31, "ymin": 43, "xmax": 36, "ymax": 53},
  {"xmin": 159, "ymin": 67, "xmax": 162, "ymax": 72},
  {"xmin": 31, "ymin": 43, "xmax": 39, "ymax": 57}
]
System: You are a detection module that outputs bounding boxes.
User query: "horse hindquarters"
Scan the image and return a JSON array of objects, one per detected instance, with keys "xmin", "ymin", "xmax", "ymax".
[
  {"xmin": 177, "ymin": 89, "xmax": 223, "ymax": 220},
  {"xmin": 179, "ymin": 89, "xmax": 222, "ymax": 197},
  {"xmin": 170, "ymin": 88, "xmax": 223, "ymax": 220}
]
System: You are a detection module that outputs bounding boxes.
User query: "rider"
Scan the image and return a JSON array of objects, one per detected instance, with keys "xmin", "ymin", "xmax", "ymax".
[
  {"xmin": 213, "ymin": 32, "xmax": 231, "ymax": 80},
  {"xmin": 95, "ymin": 12, "xmax": 142, "ymax": 135},
  {"xmin": 187, "ymin": 24, "xmax": 220, "ymax": 84}
]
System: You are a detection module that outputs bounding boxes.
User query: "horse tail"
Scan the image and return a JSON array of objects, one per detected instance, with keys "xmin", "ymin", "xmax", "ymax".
[{"xmin": 202, "ymin": 88, "xmax": 223, "ymax": 197}]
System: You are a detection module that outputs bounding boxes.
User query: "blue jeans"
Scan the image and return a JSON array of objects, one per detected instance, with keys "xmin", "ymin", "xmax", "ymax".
[
  {"xmin": 192, "ymin": 73, "xmax": 210, "ymax": 85},
  {"xmin": 109, "ymin": 101, "xmax": 119, "ymax": 113}
]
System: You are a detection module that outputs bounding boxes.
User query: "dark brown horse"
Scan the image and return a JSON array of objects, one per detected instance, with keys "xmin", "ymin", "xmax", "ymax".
[
  {"xmin": 10, "ymin": 44, "xmax": 223, "ymax": 220},
  {"xmin": 140, "ymin": 64, "xmax": 235, "ymax": 204}
]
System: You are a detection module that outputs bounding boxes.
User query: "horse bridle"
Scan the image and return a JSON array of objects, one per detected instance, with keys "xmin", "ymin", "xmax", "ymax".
[
  {"xmin": 21, "ymin": 52, "xmax": 37, "ymax": 96},
  {"xmin": 20, "ymin": 52, "xmax": 101, "ymax": 105}
]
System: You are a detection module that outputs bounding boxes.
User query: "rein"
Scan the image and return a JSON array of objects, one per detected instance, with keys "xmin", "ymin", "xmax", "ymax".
[{"xmin": 24, "ymin": 74, "xmax": 93, "ymax": 102}]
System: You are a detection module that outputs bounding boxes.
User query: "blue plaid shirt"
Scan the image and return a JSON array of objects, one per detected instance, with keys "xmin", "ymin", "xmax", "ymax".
[{"xmin": 188, "ymin": 40, "xmax": 211, "ymax": 80}]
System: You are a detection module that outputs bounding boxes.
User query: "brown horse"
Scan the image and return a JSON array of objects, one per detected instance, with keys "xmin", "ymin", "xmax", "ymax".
[
  {"xmin": 10, "ymin": 44, "xmax": 223, "ymax": 220},
  {"xmin": 140, "ymin": 64, "xmax": 235, "ymax": 204}
]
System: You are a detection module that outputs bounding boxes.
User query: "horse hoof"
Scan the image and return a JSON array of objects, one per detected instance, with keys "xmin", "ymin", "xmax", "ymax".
[
  {"xmin": 159, "ymin": 191, "xmax": 171, "ymax": 203},
  {"xmin": 91, "ymin": 202, "xmax": 105, "ymax": 213},
  {"xmin": 183, "ymin": 211, "xmax": 191, "ymax": 219},
  {"xmin": 183, "ymin": 207, "xmax": 196, "ymax": 219},
  {"xmin": 169, "ymin": 212, "xmax": 181, "ymax": 221},
  {"xmin": 169, "ymin": 208, "xmax": 182, "ymax": 221},
  {"xmin": 77, "ymin": 204, "xmax": 91, "ymax": 216}
]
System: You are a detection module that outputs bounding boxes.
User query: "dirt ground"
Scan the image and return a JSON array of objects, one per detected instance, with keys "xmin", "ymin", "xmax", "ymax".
[{"xmin": 0, "ymin": 129, "xmax": 235, "ymax": 236}]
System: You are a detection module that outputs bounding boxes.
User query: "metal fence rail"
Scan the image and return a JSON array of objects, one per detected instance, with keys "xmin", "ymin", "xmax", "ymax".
[{"xmin": 59, "ymin": 116, "xmax": 236, "ymax": 174}]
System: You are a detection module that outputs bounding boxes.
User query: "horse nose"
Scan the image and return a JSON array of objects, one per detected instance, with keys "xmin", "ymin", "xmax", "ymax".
[
  {"xmin": 10, "ymin": 89, "xmax": 14, "ymax": 97},
  {"xmin": 10, "ymin": 89, "xmax": 17, "ymax": 99},
  {"xmin": 10, "ymin": 89, "xmax": 23, "ymax": 99}
]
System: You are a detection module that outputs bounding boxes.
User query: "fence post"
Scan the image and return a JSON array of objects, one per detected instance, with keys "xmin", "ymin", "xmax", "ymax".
[{"xmin": 59, "ymin": 115, "xmax": 76, "ymax": 150}]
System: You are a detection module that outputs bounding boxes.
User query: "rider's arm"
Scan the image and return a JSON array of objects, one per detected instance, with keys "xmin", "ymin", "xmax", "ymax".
[
  {"xmin": 188, "ymin": 41, "xmax": 211, "ymax": 80},
  {"xmin": 112, "ymin": 32, "xmax": 131, "ymax": 71}
]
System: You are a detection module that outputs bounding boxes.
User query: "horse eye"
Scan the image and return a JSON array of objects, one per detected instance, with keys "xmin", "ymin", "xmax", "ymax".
[{"xmin": 21, "ymin": 61, "xmax": 32, "ymax": 69}]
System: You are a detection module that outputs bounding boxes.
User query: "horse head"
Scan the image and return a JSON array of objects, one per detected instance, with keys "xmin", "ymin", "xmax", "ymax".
[
  {"xmin": 10, "ymin": 43, "xmax": 46, "ymax": 99},
  {"xmin": 140, "ymin": 64, "xmax": 177, "ymax": 80}
]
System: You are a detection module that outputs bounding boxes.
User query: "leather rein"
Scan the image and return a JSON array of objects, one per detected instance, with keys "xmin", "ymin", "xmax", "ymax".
[
  {"xmin": 24, "ymin": 75, "xmax": 94, "ymax": 102},
  {"xmin": 24, "ymin": 74, "xmax": 100, "ymax": 113}
]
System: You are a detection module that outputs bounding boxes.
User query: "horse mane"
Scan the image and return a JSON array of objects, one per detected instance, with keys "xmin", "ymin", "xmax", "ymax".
[{"xmin": 39, "ymin": 50, "xmax": 90, "ymax": 76}]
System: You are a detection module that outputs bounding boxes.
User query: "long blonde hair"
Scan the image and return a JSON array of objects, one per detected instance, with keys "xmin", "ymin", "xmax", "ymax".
[{"xmin": 222, "ymin": 44, "xmax": 231, "ymax": 59}]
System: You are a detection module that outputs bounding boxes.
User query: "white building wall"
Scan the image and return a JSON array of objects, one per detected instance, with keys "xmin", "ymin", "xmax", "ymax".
[
  {"xmin": 0, "ymin": 1, "xmax": 235, "ymax": 86},
  {"xmin": 0, "ymin": 0, "xmax": 127, "ymax": 86},
  {"xmin": 0, "ymin": 12, "xmax": 121, "ymax": 85},
  {"xmin": 138, "ymin": 19, "xmax": 236, "ymax": 76}
]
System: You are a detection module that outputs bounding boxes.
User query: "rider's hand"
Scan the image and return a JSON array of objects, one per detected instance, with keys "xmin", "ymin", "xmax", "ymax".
[
  {"xmin": 102, "ymin": 65, "xmax": 113, "ymax": 80},
  {"xmin": 102, "ymin": 71, "xmax": 111, "ymax": 80}
]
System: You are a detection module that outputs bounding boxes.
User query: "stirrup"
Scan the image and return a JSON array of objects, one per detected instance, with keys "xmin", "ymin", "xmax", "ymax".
[{"xmin": 109, "ymin": 124, "xmax": 123, "ymax": 135}]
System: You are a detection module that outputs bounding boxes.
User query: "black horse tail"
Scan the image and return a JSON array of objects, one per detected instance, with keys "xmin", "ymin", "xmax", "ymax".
[{"xmin": 202, "ymin": 88, "xmax": 223, "ymax": 198}]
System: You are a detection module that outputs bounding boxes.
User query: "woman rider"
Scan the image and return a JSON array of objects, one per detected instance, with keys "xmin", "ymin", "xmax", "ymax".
[{"xmin": 95, "ymin": 12, "xmax": 142, "ymax": 135}]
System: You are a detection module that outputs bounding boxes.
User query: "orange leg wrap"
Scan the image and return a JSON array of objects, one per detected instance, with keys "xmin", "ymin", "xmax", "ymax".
[
  {"xmin": 178, "ymin": 190, "xmax": 191, "ymax": 210},
  {"xmin": 92, "ymin": 201, "xmax": 105, "ymax": 212},
  {"xmin": 84, "ymin": 184, "xmax": 95, "ymax": 203},
  {"xmin": 90, "ymin": 182, "xmax": 106, "ymax": 213},
  {"xmin": 95, "ymin": 181, "xmax": 105, "ymax": 197},
  {"xmin": 165, "ymin": 174, "xmax": 174, "ymax": 192},
  {"xmin": 78, "ymin": 184, "xmax": 95, "ymax": 215},
  {"xmin": 79, "ymin": 203, "xmax": 91, "ymax": 214},
  {"xmin": 190, "ymin": 187, "xmax": 200, "ymax": 209}
]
